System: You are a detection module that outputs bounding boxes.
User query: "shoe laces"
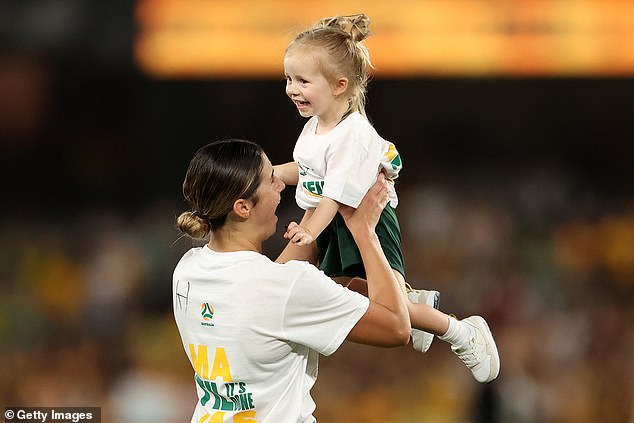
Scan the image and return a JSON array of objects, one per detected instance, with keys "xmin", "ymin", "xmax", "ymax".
[{"xmin": 455, "ymin": 334, "xmax": 484, "ymax": 369}]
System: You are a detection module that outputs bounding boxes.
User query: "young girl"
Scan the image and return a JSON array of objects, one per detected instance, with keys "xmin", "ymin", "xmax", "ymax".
[{"xmin": 274, "ymin": 14, "xmax": 499, "ymax": 383}]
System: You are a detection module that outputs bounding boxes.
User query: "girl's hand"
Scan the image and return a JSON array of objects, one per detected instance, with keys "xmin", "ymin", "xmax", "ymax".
[{"xmin": 284, "ymin": 222, "xmax": 314, "ymax": 246}]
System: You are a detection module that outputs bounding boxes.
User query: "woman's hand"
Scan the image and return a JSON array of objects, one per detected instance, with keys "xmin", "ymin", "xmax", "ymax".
[{"xmin": 339, "ymin": 173, "xmax": 389, "ymax": 235}]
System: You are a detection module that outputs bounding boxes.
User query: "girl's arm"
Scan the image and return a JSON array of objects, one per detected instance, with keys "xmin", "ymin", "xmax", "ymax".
[
  {"xmin": 273, "ymin": 161, "xmax": 299, "ymax": 186},
  {"xmin": 284, "ymin": 197, "xmax": 339, "ymax": 246},
  {"xmin": 276, "ymin": 209, "xmax": 317, "ymax": 264}
]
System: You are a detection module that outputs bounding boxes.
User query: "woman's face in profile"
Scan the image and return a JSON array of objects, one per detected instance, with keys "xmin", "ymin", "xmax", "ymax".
[{"xmin": 249, "ymin": 154, "xmax": 286, "ymax": 239}]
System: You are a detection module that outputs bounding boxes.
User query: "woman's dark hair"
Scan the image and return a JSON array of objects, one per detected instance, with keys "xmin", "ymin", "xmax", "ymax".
[{"xmin": 176, "ymin": 139, "xmax": 264, "ymax": 239}]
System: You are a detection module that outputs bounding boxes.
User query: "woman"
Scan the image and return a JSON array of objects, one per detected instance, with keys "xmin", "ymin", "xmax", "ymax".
[{"xmin": 173, "ymin": 139, "xmax": 410, "ymax": 423}]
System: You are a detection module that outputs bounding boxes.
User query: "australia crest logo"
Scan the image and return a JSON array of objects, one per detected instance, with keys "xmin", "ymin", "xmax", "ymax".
[{"xmin": 201, "ymin": 302, "xmax": 215, "ymax": 327}]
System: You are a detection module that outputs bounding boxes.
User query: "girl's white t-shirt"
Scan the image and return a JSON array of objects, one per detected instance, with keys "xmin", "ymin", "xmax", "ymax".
[
  {"xmin": 173, "ymin": 246, "xmax": 370, "ymax": 423},
  {"xmin": 293, "ymin": 112, "xmax": 402, "ymax": 211}
]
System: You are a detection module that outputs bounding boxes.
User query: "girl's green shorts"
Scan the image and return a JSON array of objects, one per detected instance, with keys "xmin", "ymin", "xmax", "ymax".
[{"xmin": 316, "ymin": 205, "xmax": 405, "ymax": 279}]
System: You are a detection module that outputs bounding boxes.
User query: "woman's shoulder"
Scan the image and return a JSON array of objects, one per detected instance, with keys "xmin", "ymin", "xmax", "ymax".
[
  {"xmin": 175, "ymin": 248, "xmax": 321, "ymax": 283},
  {"xmin": 174, "ymin": 246, "xmax": 202, "ymax": 265},
  {"xmin": 272, "ymin": 259, "xmax": 319, "ymax": 277},
  {"xmin": 271, "ymin": 260, "xmax": 337, "ymax": 288}
]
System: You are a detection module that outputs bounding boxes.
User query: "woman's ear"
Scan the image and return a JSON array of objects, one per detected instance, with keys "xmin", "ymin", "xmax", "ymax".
[
  {"xmin": 232, "ymin": 198, "xmax": 251, "ymax": 220},
  {"xmin": 333, "ymin": 77, "xmax": 348, "ymax": 97}
]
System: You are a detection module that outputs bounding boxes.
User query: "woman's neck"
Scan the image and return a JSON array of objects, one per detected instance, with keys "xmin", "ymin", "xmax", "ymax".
[{"xmin": 208, "ymin": 227, "xmax": 262, "ymax": 254}]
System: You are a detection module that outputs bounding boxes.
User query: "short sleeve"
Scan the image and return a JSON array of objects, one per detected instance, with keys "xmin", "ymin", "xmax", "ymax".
[
  {"xmin": 282, "ymin": 263, "xmax": 369, "ymax": 356},
  {"xmin": 322, "ymin": 125, "xmax": 381, "ymax": 208}
]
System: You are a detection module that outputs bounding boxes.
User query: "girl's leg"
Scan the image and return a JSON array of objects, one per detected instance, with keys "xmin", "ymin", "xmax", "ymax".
[
  {"xmin": 335, "ymin": 276, "xmax": 367, "ymax": 296},
  {"xmin": 390, "ymin": 270, "xmax": 449, "ymax": 335},
  {"xmin": 345, "ymin": 273, "xmax": 441, "ymax": 352},
  {"xmin": 350, "ymin": 273, "xmax": 500, "ymax": 383}
]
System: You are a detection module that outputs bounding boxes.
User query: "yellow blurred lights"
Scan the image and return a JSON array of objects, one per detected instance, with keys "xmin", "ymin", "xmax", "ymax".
[{"xmin": 135, "ymin": 0, "xmax": 634, "ymax": 78}]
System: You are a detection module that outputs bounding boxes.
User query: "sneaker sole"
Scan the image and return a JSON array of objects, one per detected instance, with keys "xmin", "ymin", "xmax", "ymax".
[
  {"xmin": 407, "ymin": 290, "xmax": 440, "ymax": 309},
  {"xmin": 429, "ymin": 291, "xmax": 440, "ymax": 309},
  {"xmin": 408, "ymin": 290, "xmax": 440, "ymax": 353},
  {"xmin": 465, "ymin": 316, "xmax": 500, "ymax": 383}
]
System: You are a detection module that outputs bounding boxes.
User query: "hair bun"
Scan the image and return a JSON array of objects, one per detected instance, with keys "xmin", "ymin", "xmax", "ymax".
[
  {"xmin": 318, "ymin": 14, "xmax": 371, "ymax": 43},
  {"xmin": 176, "ymin": 210, "xmax": 211, "ymax": 240}
]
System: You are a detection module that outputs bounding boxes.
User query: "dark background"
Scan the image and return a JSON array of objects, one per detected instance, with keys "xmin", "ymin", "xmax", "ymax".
[{"xmin": 3, "ymin": 74, "xmax": 633, "ymax": 215}]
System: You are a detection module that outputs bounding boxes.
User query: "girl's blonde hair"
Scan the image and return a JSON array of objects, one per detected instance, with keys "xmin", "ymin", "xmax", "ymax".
[{"xmin": 286, "ymin": 14, "xmax": 373, "ymax": 117}]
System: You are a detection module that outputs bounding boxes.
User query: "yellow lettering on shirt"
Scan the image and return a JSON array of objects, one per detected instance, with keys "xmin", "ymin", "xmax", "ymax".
[
  {"xmin": 199, "ymin": 409, "xmax": 257, "ymax": 422},
  {"xmin": 188, "ymin": 345, "xmax": 233, "ymax": 381},
  {"xmin": 234, "ymin": 410, "xmax": 257, "ymax": 422},
  {"xmin": 211, "ymin": 346, "xmax": 233, "ymax": 381},
  {"xmin": 189, "ymin": 344, "xmax": 209, "ymax": 379},
  {"xmin": 209, "ymin": 411, "xmax": 225, "ymax": 422}
]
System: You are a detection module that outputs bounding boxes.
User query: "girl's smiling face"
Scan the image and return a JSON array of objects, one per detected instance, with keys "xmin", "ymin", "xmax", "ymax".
[{"xmin": 284, "ymin": 48, "xmax": 340, "ymax": 120}]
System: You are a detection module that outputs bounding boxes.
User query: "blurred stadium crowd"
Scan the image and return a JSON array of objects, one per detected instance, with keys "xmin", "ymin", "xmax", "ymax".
[{"xmin": 1, "ymin": 164, "xmax": 631, "ymax": 422}]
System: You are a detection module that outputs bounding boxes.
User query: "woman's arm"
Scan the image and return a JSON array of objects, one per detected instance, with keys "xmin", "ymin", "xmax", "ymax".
[
  {"xmin": 340, "ymin": 174, "xmax": 411, "ymax": 347},
  {"xmin": 273, "ymin": 161, "xmax": 299, "ymax": 186}
]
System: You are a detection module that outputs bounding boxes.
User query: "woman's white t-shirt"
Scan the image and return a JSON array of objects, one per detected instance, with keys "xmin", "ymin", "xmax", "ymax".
[
  {"xmin": 173, "ymin": 246, "xmax": 370, "ymax": 423},
  {"xmin": 293, "ymin": 112, "xmax": 402, "ymax": 211}
]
